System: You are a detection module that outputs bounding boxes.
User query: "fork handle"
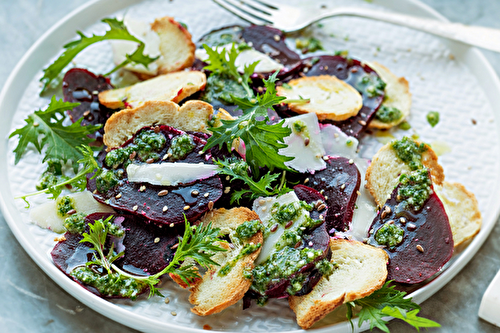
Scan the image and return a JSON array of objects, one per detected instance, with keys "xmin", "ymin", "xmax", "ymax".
[{"xmin": 323, "ymin": 8, "xmax": 500, "ymax": 53}]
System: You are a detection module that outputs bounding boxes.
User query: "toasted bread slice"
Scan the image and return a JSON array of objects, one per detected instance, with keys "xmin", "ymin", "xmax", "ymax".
[
  {"xmin": 277, "ymin": 75, "xmax": 363, "ymax": 121},
  {"xmin": 151, "ymin": 17, "xmax": 196, "ymax": 74},
  {"xmin": 103, "ymin": 100, "xmax": 213, "ymax": 148},
  {"xmin": 98, "ymin": 71, "xmax": 206, "ymax": 109},
  {"xmin": 188, "ymin": 207, "xmax": 263, "ymax": 316},
  {"xmin": 365, "ymin": 141, "xmax": 444, "ymax": 207},
  {"xmin": 435, "ymin": 181, "xmax": 482, "ymax": 247},
  {"xmin": 367, "ymin": 62, "xmax": 412, "ymax": 129},
  {"xmin": 289, "ymin": 239, "xmax": 388, "ymax": 329}
]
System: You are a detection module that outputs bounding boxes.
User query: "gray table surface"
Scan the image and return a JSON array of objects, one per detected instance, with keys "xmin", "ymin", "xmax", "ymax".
[{"xmin": 1, "ymin": 0, "xmax": 500, "ymax": 332}]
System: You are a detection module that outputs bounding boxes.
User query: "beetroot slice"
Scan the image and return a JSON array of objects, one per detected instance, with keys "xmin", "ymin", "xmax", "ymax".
[
  {"xmin": 62, "ymin": 68, "xmax": 115, "ymax": 142},
  {"xmin": 51, "ymin": 212, "xmax": 182, "ymax": 298},
  {"xmin": 293, "ymin": 157, "xmax": 360, "ymax": 233},
  {"xmin": 368, "ymin": 188, "xmax": 454, "ymax": 284},
  {"xmin": 88, "ymin": 126, "xmax": 223, "ymax": 225},
  {"xmin": 297, "ymin": 55, "xmax": 384, "ymax": 138}
]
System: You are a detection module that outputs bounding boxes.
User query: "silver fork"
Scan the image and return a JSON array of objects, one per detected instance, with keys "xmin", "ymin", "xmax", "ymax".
[{"xmin": 213, "ymin": 0, "xmax": 500, "ymax": 53}]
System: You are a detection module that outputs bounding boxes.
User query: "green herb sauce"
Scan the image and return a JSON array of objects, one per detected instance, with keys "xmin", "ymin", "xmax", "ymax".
[
  {"xmin": 56, "ymin": 196, "xmax": 75, "ymax": 217},
  {"xmin": 201, "ymin": 73, "xmax": 248, "ymax": 105},
  {"xmin": 64, "ymin": 212, "xmax": 86, "ymax": 234},
  {"xmin": 375, "ymin": 223, "xmax": 404, "ymax": 248},
  {"xmin": 295, "ymin": 37, "xmax": 324, "ymax": 53},
  {"xmin": 71, "ymin": 266, "xmax": 146, "ymax": 300},
  {"xmin": 167, "ymin": 134, "xmax": 196, "ymax": 160},
  {"xmin": 36, "ymin": 159, "xmax": 68, "ymax": 191},
  {"xmin": 391, "ymin": 137, "xmax": 428, "ymax": 171},
  {"xmin": 293, "ymin": 120, "xmax": 307, "ymax": 134},
  {"xmin": 235, "ymin": 220, "xmax": 262, "ymax": 240},
  {"xmin": 375, "ymin": 106, "xmax": 403, "ymax": 123},
  {"xmin": 218, "ymin": 243, "xmax": 261, "ymax": 276},
  {"xmin": 398, "ymin": 121, "xmax": 412, "ymax": 130},
  {"xmin": 356, "ymin": 73, "xmax": 386, "ymax": 98},
  {"xmin": 397, "ymin": 169, "xmax": 433, "ymax": 211},
  {"xmin": 95, "ymin": 169, "xmax": 120, "ymax": 193},
  {"xmin": 426, "ymin": 111, "xmax": 440, "ymax": 127}
]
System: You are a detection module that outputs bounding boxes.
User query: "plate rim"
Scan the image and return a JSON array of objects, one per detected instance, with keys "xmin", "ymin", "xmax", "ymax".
[{"xmin": 0, "ymin": 0, "xmax": 499, "ymax": 332}]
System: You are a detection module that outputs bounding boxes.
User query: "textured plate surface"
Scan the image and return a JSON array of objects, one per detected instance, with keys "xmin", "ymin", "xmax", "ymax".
[{"xmin": 1, "ymin": 0, "xmax": 500, "ymax": 332}]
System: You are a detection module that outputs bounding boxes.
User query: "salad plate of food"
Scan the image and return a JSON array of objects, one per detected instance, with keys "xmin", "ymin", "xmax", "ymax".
[{"xmin": 1, "ymin": 0, "xmax": 500, "ymax": 332}]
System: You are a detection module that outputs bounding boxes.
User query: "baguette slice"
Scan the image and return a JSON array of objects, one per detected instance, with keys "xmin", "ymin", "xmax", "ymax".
[
  {"xmin": 152, "ymin": 16, "xmax": 196, "ymax": 74},
  {"xmin": 277, "ymin": 75, "xmax": 363, "ymax": 121},
  {"xmin": 365, "ymin": 141, "xmax": 444, "ymax": 207},
  {"xmin": 367, "ymin": 62, "xmax": 412, "ymax": 129},
  {"xmin": 103, "ymin": 100, "xmax": 213, "ymax": 148},
  {"xmin": 435, "ymin": 181, "xmax": 482, "ymax": 247},
  {"xmin": 289, "ymin": 239, "xmax": 388, "ymax": 329},
  {"xmin": 188, "ymin": 207, "xmax": 263, "ymax": 316},
  {"xmin": 99, "ymin": 71, "xmax": 206, "ymax": 109}
]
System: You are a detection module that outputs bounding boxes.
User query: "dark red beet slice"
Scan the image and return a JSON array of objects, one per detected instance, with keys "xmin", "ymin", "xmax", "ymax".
[
  {"xmin": 88, "ymin": 126, "xmax": 223, "ymax": 225},
  {"xmin": 368, "ymin": 188, "xmax": 454, "ymax": 284},
  {"xmin": 288, "ymin": 55, "xmax": 384, "ymax": 138},
  {"xmin": 241, "ymin": 25, "xmax": 302, "ymax": 78},
  {"xmin": 62, "ymin": 68, "xmax": 115, "ymax": 143},
  {"xmin": 51, "ymin": 213, "xmax": 182, "ymax": 298},
  {"xmin": 292, "ymin": 157, "xmax": 361, "ymax": 233},
  {"xmin": 293, "ymin": 184, "xmax": 328, "ymax": 221}
]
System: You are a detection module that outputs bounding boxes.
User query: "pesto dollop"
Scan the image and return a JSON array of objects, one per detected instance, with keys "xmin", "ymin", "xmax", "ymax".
[
  {"xmin": 56, "ymin": 196, "xmax": 75, "ymax": 217},
  {"xmin": 375, "ymin": 223, "xmax": 404, "ymax": 248},
  {"xmin": 375, "ymin": 106, "xmax": 403, "ymax": 123},
  {"xmin": 64, "ymin": 212, "xmax": 86, "ymax": 234},
  {"xmin": 391, "ymin": 137, "xmax": 428, "ymax": 171},
  {"xmin": 36, "ymin": 160, "xmax": 68, "ymax": 191},
  {"xmin": 95, "ymin": 169, "xmax": 120, "ymax": 193},
  {"xmin": 295, "ymin": 37, "xmax": 324, "ymax": 54},
  {"xmin": 235, "ymin": 220, "xmax": 262, "ymax": 240},
  {"xmin": 356, "ymin": 72, "xmax": 386, "ymax": 98},
  {"xmin": 397, "ymin": 169, "xmax": 433, "ymax": 211},
  {"xmin": 167, "ymin": 134, "xmax": 196, "ymax": 160},
  {"xmin": 201, "ymin": 73, "xmax": 248, "ymax": 105},
  {"xmin": 71, "ymin": 266, "xmax": 147, "ymax": 300},
  {"xmin": 426, "ymin": 111, "xmax": 440, "ymax": 127}
]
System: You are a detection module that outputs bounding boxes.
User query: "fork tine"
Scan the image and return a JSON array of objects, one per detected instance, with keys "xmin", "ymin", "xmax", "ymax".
[
  {"xmin": 212, "ymin": 0, "xmax": 268, "ymax": 26},
  {"xmin": 251, "ymin": 0, "xmax": 280, "ymax": 9},
  {"xmin": 239, "ymin": 0, "xmax": 276, "ymax": 14},
  {"xmin": 221, "ymin": 0, "xmax": 272, "ymax": 20}
]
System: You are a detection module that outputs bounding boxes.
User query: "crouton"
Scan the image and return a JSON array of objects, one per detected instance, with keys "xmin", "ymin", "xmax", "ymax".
[
  {"xmin": 435, "ymin": 181, "xmax": 482, "ymax": 247},
  {"xmin": 289, "ymin": 239, "xmax": 388, "ymax": 329},
  {"xmin": 365, "ymin": 141, "xmax": 444, "ymax": 207},
  {"xmin": 367, "ymin": 62, "xmax": 411, "ymax": 129},
  {"xmin": 103, "ymin": 100, "xmax": 213, "ymax": 148},
  {"xmin": 277, "ymin": 75, "xmax": 363, "ymax": 121},
  {"xmin": 188, "ymin": 207, "xmax": 263, "ymax": 316},
  {"xmin": 152, "ymin": 16, "xmax": 196, "ymax": 74},
  {"xmin": 98, "ymin": 71, "xmax": 206, "ymax": 109}
]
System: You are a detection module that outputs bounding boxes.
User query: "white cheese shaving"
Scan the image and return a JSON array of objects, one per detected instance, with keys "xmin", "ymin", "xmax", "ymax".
[{"xmin": 126, "ymin": 163, "xmax": 219, "ymax": 186}]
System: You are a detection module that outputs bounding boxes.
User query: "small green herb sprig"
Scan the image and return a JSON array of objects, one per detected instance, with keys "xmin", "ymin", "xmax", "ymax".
[
  {"xmin": 40, "ymin": 18, "xmax": 158, "ymax": 93},
  {"xmin": 78, "ymin": 215, "xmax": 227, "ymax": 298},
  {"xmin": 215, "ymin": 158, "xmax": 291, "ymax": 204},
  {"xmin": 346, "ymin": 281, "xmax": 440, "ymax": 332}
]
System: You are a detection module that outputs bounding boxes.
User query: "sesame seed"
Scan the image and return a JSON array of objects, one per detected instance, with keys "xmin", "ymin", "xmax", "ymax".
[
  {"xmin": 348, "ymin": 159, "xmax": 354, "ymax": 164},
  {"xmin": 163, "ymin": 206, "xmax": 168, "ymax": 212},
  {"xmin": 387, "ymin": 220, "xmax": 394, "ymax": 225},
  {"xmin": 407, "ymin": 223, "xmax": 417, "ymax": 231},
  {"xmin": 257, "ymin": 86, "xmax": 264, "ymax": 93},
  {"xmin": 308, "ymin": 241, "xmax": 313, "ymax": 247},
  {"xmin": 340, "ymin": 184, "xmax": 346, "ymax": 190},
  {"xmin": 225, "ymin": 176, "xmax": 230, "ymax": 181},
  {"xmin": 320, "ymin": 189, "xmax": 324, "ymax": 194},
  {"xmin": 139, "ymin": 185, "xmax": 146, "ymax": 192},
  {"xmin": 362, "ymin": 238, "xmax": 369, "ymax": 244},
  {"xmin": 285, "ymin": 221, "xmax": 293, "ymax": 229},
  {"xmin": 208, "ymin": 201, "xmax": 214, "ymax": 210},
  {"xmin": 154, "ymin": 126, "xmax": 160, "ymax": 133},
  {"xmin": 93, "ymin": 189, "xmax": 97, "ymax": 194},
  {"xmin": 224, "ymin": 186, "xmax": 231, "ymax": 194},
  {"xmin": 169, "ymin": 223, "xmax": 174, "ymax": 227},
  {"xmin": 304, "ymin": 138, "xmax": 310, "ymax": 146},
  {"xmin": 357, "ymin": 191, "xmax": 361, "ymax": 196},
  {"xmin": 261, "ymin": 206, "xmax": 267, "ymax": 212},
  {"xmin": 83, "ymin": 110, "xmax": 90, "ymax": 117},
  {"xmin": 198, "ymin": 150, "xmax": 204, "ymax": 155},
  {"xmin": 67, "ymin": 209, "xmax": 77, "ymax": 215},
  {"xmin": 324, "ymin": 196, "xmax": 328, "ymax": 200},
  {"xmin": 146, "ymin": 158, "xmax": 154, "ymax": 164},
  {"xmin": 158, "ymin": 190, "xmax": 169, "ymax": 196},
  {"xmin": 183, "ymin": 205, "xmax": 190, "ymax": 211},
  {"xmin": 162, "ymin": 153, "xmax": 169, "ymax": 160},
  {"xmin": 133, "ymin": 205, "xmax": 138, "ymax": 211},
  {"xmin": 270, "ymin": 224, "xmax": 278, "ymax": 232},
  {"xmin": 324, "ymin": 65, "xmax": 329, "ymax": 70},
  {"xmin": 259, "ymin": 199, "xmax": 266, "ymax": 205},
  {"xmin": 274, "ymin": 34, "xmax": 280, "ymax": 41},
  {"xmin": 416, "ymin": 244, "xmax": 424, "ymax": 252},
  {"xmin": 154, "ymin": 237, "xmax": 160, "ymax": 243},
  {"xmin": 304, "ymin": 178, "xmax": 309, "ymax": 184},
  {"xmin": 191, "ymin": 190, "xmax": 199, "ymax": 196},
  {"xmin": 400, "ymin": 217, "xmax": 406, "ymax": 224},
  {"xmin": 115, "ymin": 193, "xmax": 122, "ymax": 199},
  {"xmin": 204, "ymin": 192, "xmax": 210, "ymax": 198},
  {"xmin": 164, "ymin": 297, "xmax": 170, "ymax": 304},
  {"xmin": 171, "ymin": 311, "xmax": 177, "ymax": 316},
  {"xmin": 317, "ymin": 204, "xmax": 326, "ymax": 211},
  {"xmin": 323, "ymin": 155, "xmax": 329, "ymax": 160},
  {"xmin": 319, "ymin": 214, "xmax": 324, "ymax": 220}
]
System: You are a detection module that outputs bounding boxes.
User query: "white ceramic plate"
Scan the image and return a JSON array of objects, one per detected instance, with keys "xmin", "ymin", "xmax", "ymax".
[{"xmin": 1, "ymin": 0, "xmax": 500, "ymax": 332}]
